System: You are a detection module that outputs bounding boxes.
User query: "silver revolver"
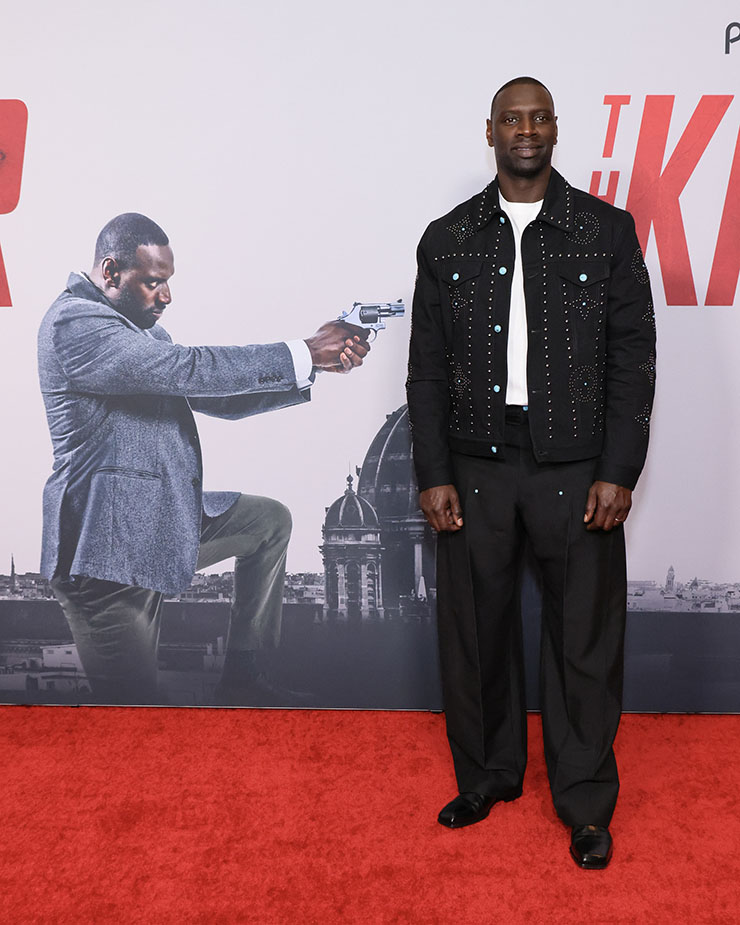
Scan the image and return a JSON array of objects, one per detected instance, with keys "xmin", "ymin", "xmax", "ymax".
[{"xmin": 337, "ymin": 300, "xmax": 405, "ymax": 340}]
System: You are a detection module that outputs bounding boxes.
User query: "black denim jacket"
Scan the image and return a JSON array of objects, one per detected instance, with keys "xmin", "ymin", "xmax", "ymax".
[{"xmin": 407, "ymin": 169, "xmax": 656, "ymax": 492}]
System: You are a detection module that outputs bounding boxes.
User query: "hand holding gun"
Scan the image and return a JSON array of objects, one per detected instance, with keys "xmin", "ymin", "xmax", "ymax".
[
  {"xmin": 305, "ymin": 320, "xmax": 370, "ymax": 373},
  {"xmin": 305, "ymin": 299, "xmax": 405, "ymax": 374}
]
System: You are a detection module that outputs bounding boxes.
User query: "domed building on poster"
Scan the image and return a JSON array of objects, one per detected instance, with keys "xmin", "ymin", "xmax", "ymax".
[
  {"xmin": 321, "ymin": 474, "xmax": 383, "ymax": 622},
  {"xmin": 320, "ymin": 405, "xmax": 436, "ymax": 622}
]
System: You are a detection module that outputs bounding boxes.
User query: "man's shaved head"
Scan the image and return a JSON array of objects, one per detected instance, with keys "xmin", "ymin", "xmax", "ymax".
[
  {"xmin": 94, "ymin": 212, "xmax": 169, "ymax": 271},
  {"xmin": 89, "ymin": 212, "xmax": 174, "ymax": 329},
  {"xmin": 491, "ymin": 76, "xmax": 554, "ymax": 116}
]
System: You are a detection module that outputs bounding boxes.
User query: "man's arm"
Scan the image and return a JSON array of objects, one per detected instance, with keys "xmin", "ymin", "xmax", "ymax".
[
  {"xmin": 189, "ymin": 326, "xmax": 370, "ymax": 419},
  {"xmin": 587, "ymin": 212, "xmax": 656, "ymax": 530},
  {"xmin": 190, "ymin": 388, "xmax": 312, "ymax": 420},
  {"xmin": 406, "ymin": 231, "xmax": 454, "ymax": 492},
  {"xmin": 52, "ymin": 301, "xmax": 368, "ymax": 399},
  {"xmin": 407, "ymin": 230, "xmax": 461, "ymax": 531}
]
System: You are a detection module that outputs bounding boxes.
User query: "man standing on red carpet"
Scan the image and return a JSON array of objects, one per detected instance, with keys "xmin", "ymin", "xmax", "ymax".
[{"xmin": 406, "ymin": 77, "xmax": 655, "ymax": 868}]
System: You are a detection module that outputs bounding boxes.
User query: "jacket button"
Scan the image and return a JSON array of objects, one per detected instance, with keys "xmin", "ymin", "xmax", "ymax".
[
  {"xmin": 498, "ymin": 267, "xmax": 508, "ymax": 276},
  {"xmin": 192, "ymin": 477, "xmax": 201, "ymax": 487},
  {"xmin": 493, "ymin": 385, "xmax": 501, "ymax": 393},
  {"xmin": 494, "ymin": 325, "xmax": 502, "ymax": 333},
  {"xmin": 499, "ymin": 216, "xmax": 506, "ymax": 224},
  {"xmin": 452, "ymin": 272, "xmax": 460, "ymax": 281},
  {"xmin": 491, "ymin": 445, "xmax": 498, "ymax": 454},
  {"xmin": 579, "ymin": 273, "xmax": 588, "ymax": 282}
]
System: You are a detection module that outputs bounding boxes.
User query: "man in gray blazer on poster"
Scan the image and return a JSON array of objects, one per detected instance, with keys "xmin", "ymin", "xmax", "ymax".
[{"xmin": 38, "ymin": 212, "xmax": 370, "ymax": 705}]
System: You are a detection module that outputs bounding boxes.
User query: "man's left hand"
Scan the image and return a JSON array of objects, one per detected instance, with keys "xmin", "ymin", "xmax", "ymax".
[{"xmin": 584, "ymin": 481, "xmax": 632, "ymax": 532}]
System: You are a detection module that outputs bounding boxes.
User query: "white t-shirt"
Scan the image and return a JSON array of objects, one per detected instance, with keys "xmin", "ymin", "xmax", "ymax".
[{"xmin": 498, "ymin": 195, "xmax": 543, "ymax": 406}]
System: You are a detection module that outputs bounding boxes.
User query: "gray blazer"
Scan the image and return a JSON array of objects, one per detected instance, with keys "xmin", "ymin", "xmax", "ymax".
[{"xmin": 38, "ymin": 273, "xmax": 309, "ymax": 594}]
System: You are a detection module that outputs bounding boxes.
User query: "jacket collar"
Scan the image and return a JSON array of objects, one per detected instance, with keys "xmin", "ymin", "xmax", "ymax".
[
  {"xmin": 67, "ymin": 271, "xmax": 110, "ymax": 304},
  {"xmin": 475, "ymin": 168, "xmax": 574, "ymax": 233},
  {"xmin": 65, "ymin": 272, "xmax": 151, "ymax": 335}
]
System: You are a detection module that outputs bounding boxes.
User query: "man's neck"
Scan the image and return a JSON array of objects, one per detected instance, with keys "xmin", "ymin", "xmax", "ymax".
[
  {"xmin": 497, "ymin": 166, "xmax": 551, "ymax": 203},
  {"xmin": 82, "ymin": 271, "xmax": 121, "ymax": 313},
  {"xmin": 87, "ymin": 268, "xmax": 106, "ymax": 291}
]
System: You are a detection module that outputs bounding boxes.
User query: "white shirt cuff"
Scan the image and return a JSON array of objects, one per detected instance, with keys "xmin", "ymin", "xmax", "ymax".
[{"xmin": 286, "ymin": 339, "xmax": 314, "ymax": 389}]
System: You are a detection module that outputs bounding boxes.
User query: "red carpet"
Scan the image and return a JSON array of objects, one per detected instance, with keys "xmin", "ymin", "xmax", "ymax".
[{"xmin": 1, "ymin": 707, "xmax": 738, "ymax": 924}]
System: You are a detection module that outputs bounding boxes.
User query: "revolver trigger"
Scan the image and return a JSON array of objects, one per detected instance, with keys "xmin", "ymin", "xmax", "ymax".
[{"xmin": 367, "ymin": 329, "xmax": 378, "ymax": 343}]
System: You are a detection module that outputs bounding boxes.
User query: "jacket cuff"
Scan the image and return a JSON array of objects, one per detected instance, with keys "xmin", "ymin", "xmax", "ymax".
[
  {"xmin": 414, "ymin": 462, "xmax": 455, "ymax": 493},
  {"xmin": 285, "ymin": 338, "xmax": 313, "ymax": 387},
  {"xmin": 593, "ymin": 460, "xmax": 641, "ymax": 491}
]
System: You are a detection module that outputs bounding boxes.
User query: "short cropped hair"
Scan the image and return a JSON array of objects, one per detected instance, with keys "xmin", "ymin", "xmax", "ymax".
[
  {"xmin": 94, "ymin": 213, "xmax": 169, "ymax": 269},
  {"xmin": 491, "ymin": 77, "xmax": 554, "ymax": 115}
]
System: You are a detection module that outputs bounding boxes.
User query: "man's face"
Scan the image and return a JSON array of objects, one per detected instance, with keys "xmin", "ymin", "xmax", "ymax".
[
  {"xmin": 107, "ymin": 244, "xmax": 174, "ymax": 329},
  {"xmin": 486, "ymin": 83, "xmax": 557, "ymax": 180}
]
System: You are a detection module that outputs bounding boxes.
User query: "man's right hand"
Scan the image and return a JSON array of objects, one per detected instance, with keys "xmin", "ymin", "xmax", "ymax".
[
  {"xmin": 419, "ymin": 484, "xmax": 464, "ymax": 532},
  {"xmin": 305, "ymin": 321, "xmax": 371, "ymax": 373}
]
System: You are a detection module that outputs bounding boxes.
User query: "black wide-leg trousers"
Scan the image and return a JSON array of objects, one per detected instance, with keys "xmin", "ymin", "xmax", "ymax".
[{"xmin": 436, "ymin": 415, "xmax": 627, "ymax": 827}]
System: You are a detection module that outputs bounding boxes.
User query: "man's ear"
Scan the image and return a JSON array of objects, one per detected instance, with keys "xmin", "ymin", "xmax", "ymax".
[
  {"xmin": 101, "ymin": 257, "xmax": 121, "ymax": 289},
  {"xmin": 485, "ymin": 118, "xmax": 494, "ymax": 148},
  {"xmin": 554, "ymin": 115, "xmax": 558, "ymax": 145}
]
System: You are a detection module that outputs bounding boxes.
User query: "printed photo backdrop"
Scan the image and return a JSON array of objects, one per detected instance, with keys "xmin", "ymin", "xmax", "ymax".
[{"xmin": 0, "ymin": 0, "xmax": 738, "ymax": 709}]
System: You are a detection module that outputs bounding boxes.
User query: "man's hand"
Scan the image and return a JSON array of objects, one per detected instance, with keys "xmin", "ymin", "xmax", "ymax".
[
  {"xmin": 420, "ymin": 484, "xmax": 464, "ymax": 532},
  {"xmin": 305, "ymin": 321, "xmax": 371, "ymax": 373},
  {"xmin": 584, "ymin": 481, "xmax": 632, "ymax": 531}
]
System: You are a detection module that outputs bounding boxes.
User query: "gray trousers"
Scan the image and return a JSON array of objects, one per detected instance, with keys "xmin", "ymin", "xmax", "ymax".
[{"xmin": 50, "ymin": 494, "xmax": 291, "ymax": 704}]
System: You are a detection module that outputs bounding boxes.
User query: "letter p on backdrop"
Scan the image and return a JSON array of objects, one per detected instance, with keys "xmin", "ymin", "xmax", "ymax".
[{"xmin": 0, "ymin": 99, "xmax": 28, "ymax": 307}]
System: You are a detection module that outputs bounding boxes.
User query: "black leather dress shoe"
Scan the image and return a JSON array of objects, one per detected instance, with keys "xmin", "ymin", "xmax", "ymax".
[
  {"xmin": 437, "ymin": 789, "xmax": 520, "ymax": 829},
  {"xmin": 570, "ymin": 825, "xmax": 613, "ymax": 869}
]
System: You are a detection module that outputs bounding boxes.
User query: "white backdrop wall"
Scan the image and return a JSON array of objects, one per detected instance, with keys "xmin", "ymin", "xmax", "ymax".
[{"xmin": 1, "ymin": 0, "xmax": 739, "ymax": 592}]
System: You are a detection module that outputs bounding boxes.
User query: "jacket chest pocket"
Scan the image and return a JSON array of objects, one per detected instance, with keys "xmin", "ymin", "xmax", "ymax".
[
  {"xmin": 438, "ymin": 260, "xmax": 484, "ymax": 324},
  {"xmin": 557, "ymin": 260, "xmax": 610, "ymax": 348}
]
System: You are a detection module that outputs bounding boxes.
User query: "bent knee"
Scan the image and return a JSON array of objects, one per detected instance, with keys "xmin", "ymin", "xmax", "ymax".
[
  {"xmin": 230, "ymin": 494, "xmax": 293, "ymax": 548},
  {"xmin": 269, "ymin": 499, "xmax": 292, "ymax": 543}
]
